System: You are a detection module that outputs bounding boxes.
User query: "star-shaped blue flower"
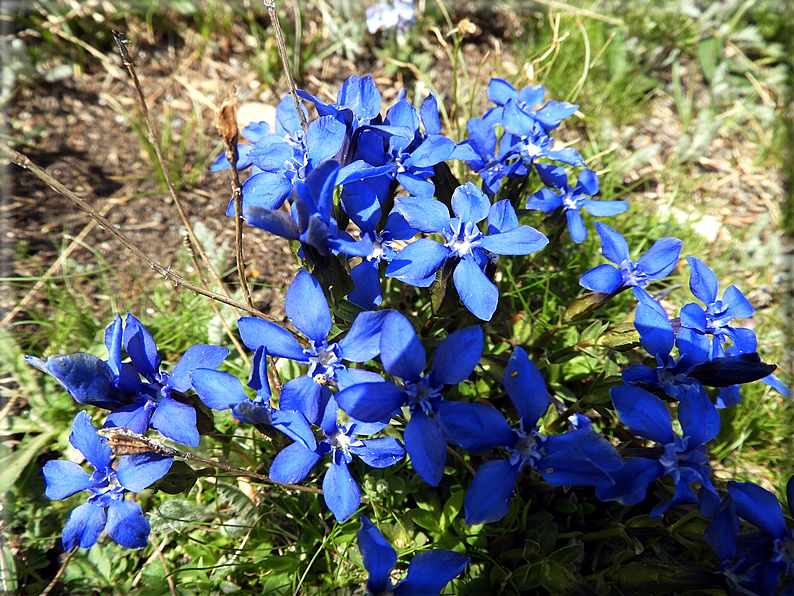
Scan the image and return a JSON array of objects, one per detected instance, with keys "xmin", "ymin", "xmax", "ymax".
[
  {"xmin": 336, "ymin": 312, "xmax": 483, "ymax": 486},
  {"xmin": 238, "ymin": 269, "xmax": 390, "ymax": 424},
  {"xmin": 597, "ymin": 383, "xmax": 721, "ymax": 518},
  {"xmin": 579, "ymin": 222, "xmax": 682, "ymax": 299},
  {"xmin": 42, "ymin": 411, "xmax": 172, "ymax": 550},
  {"xmin": 269, "ymin": 400, "xmax": 404, "ymax": 522},
  {"xmin": 386, "ymin": 182, "xmax": 548, "ymax": 320},
  {"xmin": 453, "ymin": 347, "xmax": 623, "ymax": 525},
  {"xmin": 526, "ymin": 165, "xmax": 629, "ymax": 243}
]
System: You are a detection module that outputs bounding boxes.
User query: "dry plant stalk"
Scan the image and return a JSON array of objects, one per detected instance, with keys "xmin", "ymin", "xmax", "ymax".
[
  {"xmin": 0, "ymin": 143, "xmax": 270, "ymax": 319},
  {"xmin": 216, "ymin": 94, "xmax": 254, "ymax": 308}
]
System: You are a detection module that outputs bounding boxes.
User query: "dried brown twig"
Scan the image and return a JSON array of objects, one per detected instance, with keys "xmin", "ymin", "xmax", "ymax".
[{"xmin": 0, "ymin": 143, "xmax": 271, "ymax": 319}]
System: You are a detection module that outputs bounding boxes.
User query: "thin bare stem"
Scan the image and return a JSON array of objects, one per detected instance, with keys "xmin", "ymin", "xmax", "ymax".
[
  {"xmin": 97, "ymin": 427, "xmax": 324, "ymax": 496},
  {"xmin": 39, "ymin": 546, "xmax": 79, "ymax": 596},
  {"xmin": 182, "ymin": 235, "xmax": 251, "ymax": 367},
  {"xmin": 110, "ymin": 30, "xmax": 241, "ymax": 318},
  {"xmin": 0, "ymin": 143, "xmax": 272, "ymax": 319},
  {"xmin": 216, "ymin": 94, "xmax": 253, "ymax": 308},
  {"xmin": 149, "ymin": 536, "xmax": 177, "ymax": 596},
  {"xmin": 263, "ymin": 0, "xmax": 308, "ymax": 133}
]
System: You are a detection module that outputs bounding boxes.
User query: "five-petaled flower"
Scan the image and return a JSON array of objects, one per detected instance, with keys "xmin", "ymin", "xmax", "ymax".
[{"xmin": 42, "ymin": 411, "xmax": 172, "ymax": 550}]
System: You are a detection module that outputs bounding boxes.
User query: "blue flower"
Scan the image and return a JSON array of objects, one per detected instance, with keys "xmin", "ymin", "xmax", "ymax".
[
  {"xmin": 680, "ymin": 257, "xmax": 757, "ymax": 359},
  {"xmin": 336, "ymin": 312, "xmax": 483, "ymax": 486},
  {"xmin": 622, "ymin": 295, "xmax": 710, "ymax": 401},
  {"xmin": 42, "ymin": 411, "xmax": 172, "ymax": 550},
  {"xmin": 243, "ymin": 160, "xmax": 373, "ymax": 259},
  {"xmin": 28, "ymin": 314, "xmax": 228, "ymax": 447},
  {"xmin": 455, "ymin": 347, "xmax": 623, "ymax": 525},
  {"xmin": 597, "ymin": 384, "xmax": 721, "ymax": 518},
  {"xmin": 340, "ymin": 178, "xmax": 418, "ymax": 309},
  {"xmin": 269, "ymin": 400, "xmax": 404, "ymax": 522},
  {"xmin": 526, "ymin": 165, "xmax": 629, "ymax": 243},
  {"xmin": 705, "ymin": 477, "xmax": 794, "ymax": 596},
  {"xmin": 103, "ymin": 313, "xmax": 228, "ymax": 447},
  {"xmin": 357, "ymin": 515, "xmax": 469, "ymax": 595},
  {"xmin": 386, "ymin": 182, "xmax": 548, "ymax": 320},
  {"xmin": 238, "ymin": 269, "xmax": 390, "ymax": 424},
  {"xmin": 483, "ymin": 78, "xmax": 579, "ymax": 132},
  {"xmin": 579, "ymin": 222, "xmax": 682, "ymax": 298},
  {"xmin": 365, "ymin": 0, "xmax": 415, "ymax": 34},
  {"xmin": 337, "ymin": 90, "xmax": 457, "ymax": 199},
  {"xmin": 191, "ymin": 346, "xmax": 316, "ymax": 450}
]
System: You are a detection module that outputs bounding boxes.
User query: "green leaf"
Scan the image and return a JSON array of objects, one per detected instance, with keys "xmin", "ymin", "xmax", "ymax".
[
  {"xmin": 441, "ymin": 490, "xmax": 464, "ymax": 528},
  {"xmin": 408, "ymin": 508, "xmax": 441, "ymax": 534},
  {"xmin": 0, "ymin": 429, "xmax": 58, "ymax": 493},
  {"xmin": 549, "ymin": 543, "xmax": 584, "ymax": 565},
  {"xmin": 698, "ymin": 37, "xmax": 720, "ymax": 82}
]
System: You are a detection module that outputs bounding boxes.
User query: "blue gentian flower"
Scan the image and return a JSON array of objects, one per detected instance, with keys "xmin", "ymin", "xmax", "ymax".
[
  {"xmin": 238, "ymin": 269, "xmax": 390, "ymax": 424},
  {"xmin": 365, "ymin": 0, "xmax": 415, "ymax": 34},
  {"xmin": 243, "ymin": 160, "xmax": 373, "ymax": 259},
  {"xmin": 526, "ymin": 165, "xmax": 629, "ymax": 243},
  {"xmin": 579, "ymin": 222, "xmax": 682, "ymax": 299},
  {"xmin": 680, "ymin": 257, "xmax": 757, "ymax": 359},
  {"xmin": 269, "ymin": 399, "xmax": 404, "ymax": 522},
  {"xmin": 483, "ymin": 78, "xmax": 579, "ymax": 132},
  {"xmin": 339, "ymin": 176, "xmax": 418, "ymax": 309},
  {"xmin": 28, "ymin": 314, "xmax": 228, "ymax": 447},
  {"xmin": 386, "ymin": 182, "xmax": 548, "ymax": 320},
  {"xmin": 42, "ymin": 411, "xmax": 173, "ymax": 550},
  {"xmin": 705, "ymin": 477, "xmax": 794, "ymax": 596},
  {"xmin": 336, "ymin": 312, "xmax": 483, "ymax": 486},
  {"xmin": 454, "ymin": 117, "xmax": 513, "ymax": 195},
  {"xmin": 102, "ymin": 313, "xmax": 228, "ymax": 447},
  {"xmin": 357, "ymin": 515, "xmax": 469, "ymax": 595},
  {"xmin": 337, "ymin": 90, "xmax": 457, "ymax": 199},
  {"xmin": 191, "ymin": 346, "xmax": 316, "ymax": 450},
  {"xmin": 25, "ymin": 314, "xmax": 144, "ymax": 410},
  {"xmin": 455, "ymin": 347, "xmax": 623, "ymax": 525},
  {"xmin": 596, "ymin": 384, "xmax": 721, "ymax": 518},
  {"xmin": 623, "ymin": 296, "xmax": 710, "ymax": 402}
]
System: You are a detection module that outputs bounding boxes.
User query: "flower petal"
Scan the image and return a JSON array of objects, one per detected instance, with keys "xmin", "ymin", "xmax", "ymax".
[
  {"xmin": 238, "ymin": 317, "xmax": 305, "ymax": 361},
  {"xmin": 323, "ymin": 460, "xmax": 361, "ymax": 522},
  {"xmin": 728, "ymin": 481, "xmax": 786, "ymax": 538},
  {"xmin": 351, "ymin": 437, "xmax": 405, "ymax": 468},
  {"xmin": 150, "ymin": 397, "xmax": 199, "ymax": 447},
  {"xmin": 405, "ymin": 411, "xmax": 447, "ymax": 487},
  {"xmin": 610, "ymin": 385, "xmax": 674, "ymax": 445},
  {"xmin": 430, "ymin": 325, "xmax": 483, "ymax": 386},
  {"xmin": 122, "ymin": 313, "xmax": 161, "ymax": 380},
  {"xmin": 69, "ymin": 410, "xmax": 112, "ymax": 472},
  {"xmin": 62, "ymin": 501, "xmax": 106, "ymax": 551},
  {"xmin": 43, "ymin": 460, "xmax": 95, "ymax": 500},
  {"xmin": 594, "ymin": 223, "xmax": 630, "ymax": 265},
  {"xmin": 679, "ymin": 384, "xmax": 720, "ymax": 445},
  {"xmin": 106, "ymin": 498, "xmax": 150, "ymax": 549},
  {"xmin": 380, "ymin": 312, "xmax": 426, "ymax": 382},
  {"xmin": 566, "ymin": 210, "xmax": 588, "ymax": 244},
  {"xmin": 386, "ymin": 239, "xmax": 448, "ymax": 287},
  {"xmin": 453, "ymin": 258, "xmax": 499, "ymax": 321},
  {"xmin": 169, "ymin": 345, "xmax": 228, "ymax": 393},
  {"xmin": 503, "ymin": 347, "xmax": 549, "ymax": 427},
  {"xmin": 286, "ymin": 270, "xmax": 332, "ymax": 342},
  {"xmin": 637, "ymin": 237, "xmax": 682, "ymax": 280},
  {"xmin": 191, "ymin": 369, "xmax": 246, "ymax": 410},
  {"xmin": 357, "ymin": 515, "xmax": 397, "ymax": 596},
  {"xmin": 393, "ymin": 550, "xmax": 470, "ymax": 596},
  {"xmin": 270, "ymin": 441, "xmax": 321, "ymax": 485},
  {"xmin": 116, "ymin": 454, "xmax": 173, "ymax": 492},
  {"xmin": 336, "ymin": 381, "xmax": 405, "ymax": 423},
  {"xmin": 280, "ymin": 375, "xmax": 324, "ymax": 424},
  {"xmin": 393, "ymin": 197, "xmax": 450, "ymax": 234},
  {"xmin": 338, "ymin": 310, "xmax": 392, "ymax": 362},
  {"xmin": 579, "ymin": 264, "xmax": 622, "ymax": 294},
  {"xmin": 435, "ymin": 401, "xmax": 513, "ymax": 452},
  {"xmin": 464, "ymin": 459, "xmax": 520, "ymax": 525},
  {"xmin": 451, "ymin": 182, "xmax": 490, "ymax": 224}
]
